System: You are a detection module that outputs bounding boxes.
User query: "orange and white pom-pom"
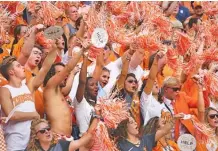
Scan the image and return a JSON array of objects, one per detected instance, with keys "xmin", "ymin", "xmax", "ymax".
[
  {"xmin": 176, "ymin": 31, "xmax": 192, "ymax": 56},
  {"xmin": 191, "ymin": 117, "xmax": 217, "ymax": 144},
  {"xmin": 98, "ymin": 97, "xmax": 129, "ymax": 129},
  {"xmin": 90, "ymin": 121, "xmax": 119, "ymax": 151}
]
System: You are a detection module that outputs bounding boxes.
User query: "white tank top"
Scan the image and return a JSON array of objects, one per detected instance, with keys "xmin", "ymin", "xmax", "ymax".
[{"xmin": 2, "ymin": 82, "xmax": 35, "ymax": 151}]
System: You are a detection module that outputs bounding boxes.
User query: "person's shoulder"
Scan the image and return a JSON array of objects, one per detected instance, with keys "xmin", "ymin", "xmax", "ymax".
[
  {"xmin": 118, "ymin": 139, "xmax": 133, "ymax": 151},
  {"xmin": 58, "ymin": 140, "xmax": 71, "ymax": 150}
]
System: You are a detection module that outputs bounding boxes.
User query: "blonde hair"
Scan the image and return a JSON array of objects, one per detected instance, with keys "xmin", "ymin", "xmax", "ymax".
[
  {"xmin": 26, "ymin": 119, "xmax": 58, "ymax": 151},
  {"xmin": 163, "ymin": 76, "xmax": 180, "ymax": 88}
]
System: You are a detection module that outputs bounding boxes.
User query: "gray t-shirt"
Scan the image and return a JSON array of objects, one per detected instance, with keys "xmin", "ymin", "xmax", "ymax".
[
  {"xmin": 118, "ymin": 133, "xmax": 156, "ymax": 151},
  {"xmin": 25, "ymin": 140, "xmax": 70, "ymax": 151}
]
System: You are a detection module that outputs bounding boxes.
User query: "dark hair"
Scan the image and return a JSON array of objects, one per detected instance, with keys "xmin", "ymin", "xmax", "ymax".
[
  {"xmin": 113, "ymin": 119, "xmax": 129, "ymax": 140},
  {"xmin": 143, "ymin": 116, "xmax": 160, "ymax": 135},
  {"xmin": 62, "ymin": 34, "xmax": 68, "ymax": 54},
  {"xmin": 102, "ymin": 67, "xmax": 110, "ymax": 73},
  {"xmin": 75, "ymin": 17, "xmax": 82, "ymax": 30},
  {"xmin": 188, "ymin": 18, "xmax": 199, "ymax": 29},
  {"xmin": 11, "ymin": 24, "xmax": 26, "ymax": 55},
  {"xmin": 0, "ymin": 56, "xmax": 17, "ymax": 80},
  {"xmin": 33, "ymin": 44, "xmax": 44, "ymax": 53},
  {"xmin": 43, "ymin": 62, "xmax": 65, "ymax": 87}
]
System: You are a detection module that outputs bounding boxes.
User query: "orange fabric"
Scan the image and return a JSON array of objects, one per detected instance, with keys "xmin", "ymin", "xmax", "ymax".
[
  {"xmin": 25, "ymin": 69, "xmax": 45, "ymax": 118},
  {"xmin": 2, "ymin": 36, "xmax": 14, "ymax": 54},
  {"xmin": 157, "ymin": 64, "xmax": 175, "ymax": 87},
  {"xmin": 195, "ymin": 143, "xmax": 208, "ymax": 151},
  {"xmin": 141, "ymin": 50, "xmax": 150, "ymax": 70},
  {"xmin": 174, "ymin": 92, "xmax": 197, "ymax": 140},
  {"xmin": 131, "ymin": 95, "xmax": 141, "ymax": 127},
  {"xmin": 153, "ymin": 140, "xmax": 180, "ymax": 151},
  {"xmin": 0, "ymin": 48, "xmax": 10, "ymax": 63},
  {"xmin": 12, "ymin": 38, "xmax": 24, "ymax": 58},
  {"xmin": 181, "ymin": 77, "xmax": 210, "ymax": 116}
]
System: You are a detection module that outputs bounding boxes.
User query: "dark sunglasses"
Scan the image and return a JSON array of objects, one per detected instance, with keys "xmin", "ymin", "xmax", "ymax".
[
  {"xmin": 209, "ymin": 114, "xmax": 218, "ymax": 119},
  {"xmin": 36, "ymin": 127, "xmax": 51, "ymax": 134},
  {"xmin": 168, "ymin": 87, "xmax": 181, "ymax": 92},
  {"xmin": 128, "ymin": 79, "xmax": 138, "ymax": 84}
]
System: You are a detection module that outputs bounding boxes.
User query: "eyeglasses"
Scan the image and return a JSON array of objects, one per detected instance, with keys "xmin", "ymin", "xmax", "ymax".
[
  {"xmin": 128, "ymin": 80, "xmax": 138, "ymax": 84},
  {"xmin": 168, "ymin": 87, "xmax": 181, "ymax": 92},
  {"xmin": 36, "ymin": 127, "xmax": 51, "ymax": 134},
  {"xmin": 209, "ymin": 114, "xmax": 218, "ymax": 119}
]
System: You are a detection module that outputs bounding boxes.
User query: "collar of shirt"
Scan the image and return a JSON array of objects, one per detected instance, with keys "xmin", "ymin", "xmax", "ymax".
[{"xmin": 164, "ymin": 97, "xmax": 173, "ymax": 106}]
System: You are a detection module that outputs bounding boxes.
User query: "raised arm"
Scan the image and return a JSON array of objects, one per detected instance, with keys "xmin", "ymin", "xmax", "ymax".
[
  {"xmin": 76, "ymin": 55, "xmax": 88, "ymax": 103},
  {"xmin": 17, "ymin": 24, "xmax": 44, "ymax": 66},
  {"xmin": 28, "ymin": 43, "xmax": 57, "ymax": 92},
  {"xmin": 45, "ymin": 49, "xmax": 83, "ymax": 89},
  {"xmin": 76, "ymin": 19, "xmax": 86, "ymax": 39},
  {"xmin": 0, "ymin": 87, "xmax": 39, "ymax": 122},
  {"xmin": 116, "ymin": 50, "xmax": 133, "ymax": 90},
  {"xmin": 144, "ymin": 53, "xmax": 158, "ymax": 95},
  {"xmin": 61, "ymin": 66, "xmax": 80, "ymax": 97},
  {"xmin": 155, "ymin": 114, "xmax": 184, "ymax": 141},
  {"xmin": 92, "ymin": 50, "xmax": 104, "ymax": 81}
]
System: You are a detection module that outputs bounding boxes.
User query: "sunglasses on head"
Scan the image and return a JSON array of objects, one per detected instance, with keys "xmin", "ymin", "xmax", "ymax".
[
  {"xmin": 36, "ymin": 127, "xmax": 51, "ymax": 134},
  {"xmin": 168, "ymin": 87, "xmax": 181, "ymax": 92},
  {"xmin": 128, "ymin": 79, "xmax": 137, "ymax": 84},
  {"xmin": 209, "ymin": 114, "xmax": 218, "ymax": 119}
]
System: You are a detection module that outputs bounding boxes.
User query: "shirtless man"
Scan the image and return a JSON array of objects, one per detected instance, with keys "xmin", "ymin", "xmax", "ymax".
[{"xmin": 43, "ymin": 39, "xmax": 89, "ymax": 138}]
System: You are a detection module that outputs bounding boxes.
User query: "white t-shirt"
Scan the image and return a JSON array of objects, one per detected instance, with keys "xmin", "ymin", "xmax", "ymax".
[
  {"xmin": 73, "ymin": 97, "xmax": 94, "ymax": 136},
  {"xmin": 140, "ymin": 91, "xmax": 165, "ymax": 125},
  {"xmin": 2, "ymin": 83, "xmax": 35, "ymax": 151}
]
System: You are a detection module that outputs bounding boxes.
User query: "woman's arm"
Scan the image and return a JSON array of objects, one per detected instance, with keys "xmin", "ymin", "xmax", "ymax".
[{"xmin": 76, "ymin": 55, "xmax": 88, "ymax": 103}]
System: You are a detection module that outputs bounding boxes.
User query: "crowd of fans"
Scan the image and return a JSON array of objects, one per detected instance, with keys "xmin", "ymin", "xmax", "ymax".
[{"xmin": 0, "ymin": 1, "xmax": 218, "ymax": 151}]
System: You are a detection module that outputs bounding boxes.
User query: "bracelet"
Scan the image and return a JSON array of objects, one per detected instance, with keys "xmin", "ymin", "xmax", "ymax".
[
  {"xmin": 126, "ymin": 56, "xmax": 131, "ymax": 61},
  {"xmin": 92, "ymin": 111, "xmax": 104, "ymax": 121}
]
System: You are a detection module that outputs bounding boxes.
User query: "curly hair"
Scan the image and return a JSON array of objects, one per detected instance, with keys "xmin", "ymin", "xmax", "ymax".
[{"xmin": 26, "ymin": 119, "xmax": 58, "ymax": 151}]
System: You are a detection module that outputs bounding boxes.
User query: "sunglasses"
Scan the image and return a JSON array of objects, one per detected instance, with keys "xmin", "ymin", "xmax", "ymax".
[
  {"xmin": 128, "ymin": 79, "xmax": 138, "ymax": 84},
  {"xmin": 209, "ymin": 114, "xmax": 218, "ymax": 119},
  {"xmin": 36, "ymin": 127, "xmax": 51, "ymax": 134},
  {"xmin": 168, "ymin": 87, "xmax": 181, "ymax": 92}
]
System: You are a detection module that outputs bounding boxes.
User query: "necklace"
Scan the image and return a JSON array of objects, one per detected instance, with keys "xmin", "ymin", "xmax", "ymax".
[
  {"xmin": 158, "ymin": 138, "xmax": 172, "ymax": 151},
  {"xmin": 127, "ymin": 138, "xmax": 141, "ymax": 147}
]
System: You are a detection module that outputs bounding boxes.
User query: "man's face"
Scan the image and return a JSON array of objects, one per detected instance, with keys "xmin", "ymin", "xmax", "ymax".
[
  {"xmin": 27, "ymin": 47, "xmax": 42, "ymax": 68},
  {"xmin": 164, "ymin": 85, "xmax": 181, "ymax": 100},
  {"xmin": 194, "ymin": 6, "xmax": 204, "ymax": 16},
  {"xmin": 56, "ymin": 36, "xmax": 65, "ymax": 50},
  {"xmin": 9, "ymin": 61, "xmax": 26, "ymax": 80},
  {"xmin": 99, "ymin": 70, "xmax": 110, "ymax": 88}
]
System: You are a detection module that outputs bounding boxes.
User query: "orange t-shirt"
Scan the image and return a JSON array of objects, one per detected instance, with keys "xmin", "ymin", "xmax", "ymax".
[
  {"xmin": 157, "ymin": 64, "xmax": 175, "ymax": 87},
  {"xmin": 12, "ymin": 38, "xmax": 24, "ymax": 58},
  {"xmin": 0, "ymin": 48, "xmax": 10, "ymax": 63},
  {"xmin": 153, "ymin": 140, "xmax": 180, "ymax": 151},
  {"xmin": 181, "ymin": 76, "xmax": 210, "ymax": 116},
  {"xmin": 25, "ymin": 69, "xmax": 45, "ymax": 118}
]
